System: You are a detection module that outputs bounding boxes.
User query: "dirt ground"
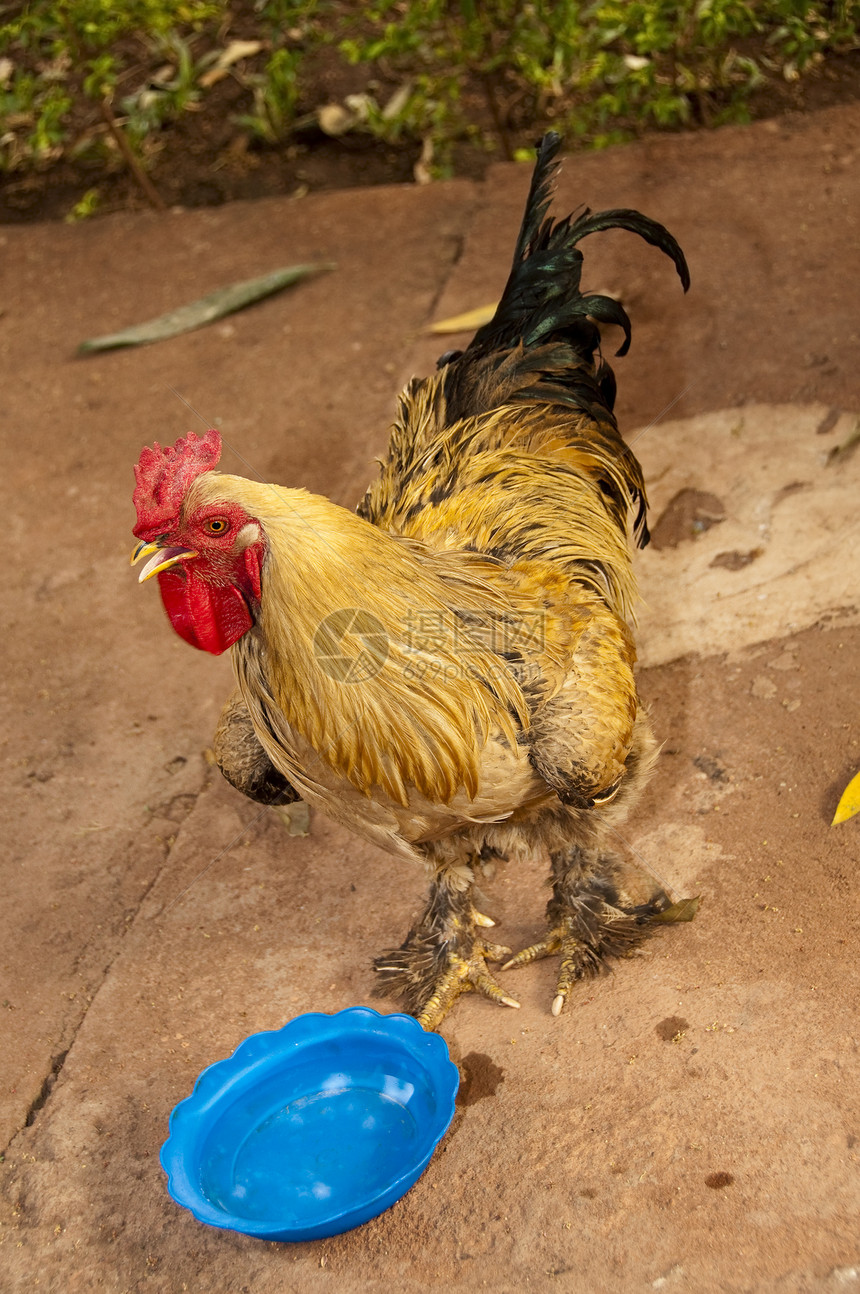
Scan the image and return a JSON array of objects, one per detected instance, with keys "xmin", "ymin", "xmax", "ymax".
[{"xmin": 1, "ymin": 103, "xmax": 858, "ymax": 1292}]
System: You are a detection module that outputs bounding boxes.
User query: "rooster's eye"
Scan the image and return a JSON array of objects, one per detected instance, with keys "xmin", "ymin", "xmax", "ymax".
[{"xmin": 205, "ymin": 517, "xmax": 229, "ymax": 534}]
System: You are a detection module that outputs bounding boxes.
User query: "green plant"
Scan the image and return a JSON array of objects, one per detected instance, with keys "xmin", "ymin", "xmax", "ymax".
[
  {"xmin": 0, "ymin": 0, "xmax": 219, "ymax": 181},
  {"xmin": 0, "ymin": 71, "xmax": 70, "ymax": 168},
  {"xmin": 65, "ymin": 184, "xmax": 101, "ymax": 220},
  {"xmin": 1, "ymin": 0, "xmax": 858, "ymax": 203},
  {"xmin": 339, "ymin": 0, "xmax": 549, "ymax": 172},
  {"xmin": 237, "ymin": 46, "xmax": 304, "ymax": 143},
  {"xmin": 234, "ymin": 0, "xmax": 320, "ymax": 143},
  {"xmin": 120, "ymin": 32, "xmax": 206, "ymax": 145},
  {"xmin": 337, "ymin": 0, "xmax": 860, "ymax": 164}
]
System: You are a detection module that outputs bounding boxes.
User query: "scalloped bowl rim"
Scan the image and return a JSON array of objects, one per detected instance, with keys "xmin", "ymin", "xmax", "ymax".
[{"xmin": 159, "ymin": 1006, "xmax": 459, "ymax": 1240}]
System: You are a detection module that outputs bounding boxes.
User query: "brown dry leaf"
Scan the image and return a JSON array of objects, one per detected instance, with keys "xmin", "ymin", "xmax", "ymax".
[
  {"xmin": 832, "ymin": 769, "xmax": 860, "ymax": 825},
  {"xmin": 429, "ymin": 303, "xmax": 498, "ymax": 334}
]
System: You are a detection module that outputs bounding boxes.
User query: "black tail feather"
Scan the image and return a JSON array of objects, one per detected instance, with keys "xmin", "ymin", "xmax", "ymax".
[
  {"xmin": 510, "ymin": 130, "xmax": 565, "ymax": 265},
  {"xmin": 465, "ymin": 132, "xmax": 689, "ymax": 362},
  {"xmin": 436, "ymin": 134, "xmax": 687, "ymax": 552},
  {"xmin": 566, "ymin": 205, "xmax": 691, "ymax": 293}
]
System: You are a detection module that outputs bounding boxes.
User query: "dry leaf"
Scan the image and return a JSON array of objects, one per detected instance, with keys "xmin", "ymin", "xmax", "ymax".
[
  {"xmin": 429, "ymin": 302, "xmax": 498, "ymax": 334},
  {"xmin": 413, "ymin": 134, "xmax": 434, "ymax": 186},
  {"xmin": 77, "ymin": 263, "xmax": 334, "ymax": 354},
  {"xmin": 317, "ymin": 96, "xmax": 371, "ymax": 137},
  {"xmin": 317, "ymin": 102, "xmax": 358, "ymax": 136},
  {"xmin": 651, "ymin": 896, "xmax": 702, "ymax": 923},
  {"xmin": 216, "ymin": 38, "xmax": 263, "ymax": 66},
  {"xmin": 199, "ymin": 40, "xmax": 263, "ymax": 88},
  {"xmin": 832, "ymin": 769, "xmax": 860, "ymax": 825},
  {"xmin": 826, "ymin": 416, "xmax": 860, "ymax": 464},
  {"xmin": 382, "ymin": 81, "xmax": 413, "ymax": 121},
  {"xmin": 274, "ymin": 801, "xmax": 310, "ymax": 837}
]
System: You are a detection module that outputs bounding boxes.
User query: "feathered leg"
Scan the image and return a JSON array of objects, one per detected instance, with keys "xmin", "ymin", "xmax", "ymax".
[
  {"xmin": 373, "ymin": 861, "xmax": 520, "ymax": 1030},
  {"xmin": 502, "ymin": 843, "xmax": 672, "ymax": 1016}
]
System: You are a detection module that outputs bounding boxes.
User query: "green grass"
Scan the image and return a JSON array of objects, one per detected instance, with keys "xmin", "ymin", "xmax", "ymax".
[
  {"xmin": 1, "ymin": 0, "xmax": 857, "ymax": 206},
  {"xmin": 337, "ymin": 0, "xmax": 859, "ymax": 167}
]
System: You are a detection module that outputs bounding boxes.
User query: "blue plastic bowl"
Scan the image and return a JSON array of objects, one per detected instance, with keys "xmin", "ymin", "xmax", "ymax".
[{"xmin": 160, "ymin": 1006, "xmax": 459, "ymax": 1241}]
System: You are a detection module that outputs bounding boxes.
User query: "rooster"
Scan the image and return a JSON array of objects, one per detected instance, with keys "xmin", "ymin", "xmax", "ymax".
[{"xmin": 131, "ymin": 133, "xmax": 692, "ymax": 1029}]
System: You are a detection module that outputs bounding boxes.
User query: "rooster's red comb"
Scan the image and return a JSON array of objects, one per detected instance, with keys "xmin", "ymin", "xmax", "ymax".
[{"xmin": 132, "ymin": 428, "xmax": 222, "ymax": 539}]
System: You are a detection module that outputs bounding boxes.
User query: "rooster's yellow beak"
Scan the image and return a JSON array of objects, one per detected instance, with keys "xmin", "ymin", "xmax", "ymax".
[{"xmin": 130, "ymin": 540, "xmax": 198, "ymax": 583}]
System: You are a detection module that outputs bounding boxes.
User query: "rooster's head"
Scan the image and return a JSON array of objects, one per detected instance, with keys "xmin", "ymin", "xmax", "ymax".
[{"xmin": 131, "ymin": 429, "xmax": 266, "ymax": 655}]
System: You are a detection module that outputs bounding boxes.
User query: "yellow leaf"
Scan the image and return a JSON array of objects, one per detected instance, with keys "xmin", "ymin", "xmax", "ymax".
[
  {"xmin": 274, "ymin": 801, "xmax": 310, "ymax": 837},
  {"xmin": 652, "ymin": 895, "xmax": 701, "ymax": 924},
  {"xmin": 429, "ymin": 303, "xmax": 498, "ymax": 334},
  {"xmin": 832, "ymin": 769, "xmax": 860, "ymax": 825}
]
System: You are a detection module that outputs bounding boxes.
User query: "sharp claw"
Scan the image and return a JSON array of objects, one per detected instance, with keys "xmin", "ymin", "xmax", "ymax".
[
  {"xmin": 474, "ymin": 969, "xmax": 521, "ymax": 1010},
  {"xmin": 551, "ymin": 994, "xmax": 566, "ymax": 1017},
  {"xmin": 472, "ymin": 909, "xmax": 496, "ymax": 928}
]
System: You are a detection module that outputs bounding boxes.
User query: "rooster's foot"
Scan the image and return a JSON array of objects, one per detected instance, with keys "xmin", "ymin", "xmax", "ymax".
[
  {"xmin": 502, "ymin": 911, "xmax": 652, "ymax": 1017},
  {"xmin": 414, "ymin": 938, "xmax": 520, "ymax": 1031},
  {"xmin": 373, "ymin": 866, "xmax": 520, "ymax": 1029},
  {"xmin": 502, "ymin": 843, "xmax": 697, "ymax": 1016}
]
